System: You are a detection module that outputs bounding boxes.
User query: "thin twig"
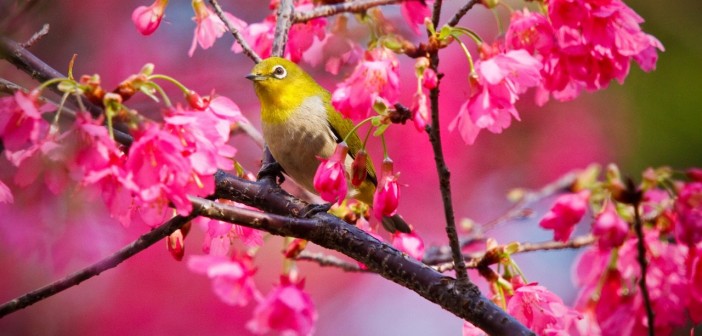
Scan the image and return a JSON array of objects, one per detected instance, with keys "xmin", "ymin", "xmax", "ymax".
[
  {"xmin": 425, "ymin": 0, "xmax": 471, "ymax": 285},
  {"xmin": 633, "ymin": 201, "xmax": 655, "ymax": 336},
  {"xmin": 447, "ymin": 0, "xmax": 479, "ymax": 27},
  {"xmin": 295, "ymin": 251, "xmax": 370, "ymax": 272},
  {"xmin": 208, "ymin": 0, "xmax": 262, "ymax": 63},
  {"xmin": 294, "ymin": 0, "xmax": 404, "ymax": 23},
  {"xmin": 482, "ymin": 170, "xmax": 578, "ymax": 232},
  {"xmin": 432, "ymin": 235, "xmax": 596, "ymax": 272},
  {"xmin": 0, "ymin": 78, "xmax": 23, "ymax": 94},
  {"xmin": 0, "ymin": 214, "xmax": 195, "ymax": 317},
  {"xmin": 20, "ymin": 23, "xmax": 50, "ymax": 48},
  {"xmin": 271, "ymin": 0, "xmax": 294, "ymax": 57}
]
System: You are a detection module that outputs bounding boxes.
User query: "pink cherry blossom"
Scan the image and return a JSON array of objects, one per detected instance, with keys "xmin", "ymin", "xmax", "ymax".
[
  {"xmin": 449, "ymin": 48, "xmax": 542, "ymax": 144},
  {"xmin": 674, "ymin": 182, "xmax": 702, "ymax": 246},
  {"xmin": 236, "ymin": 17, "xmax": 275, "ymax": 58},
  {"xmin": 573, "ymin": 230, "xmax": 690, "ymax": 335},
  {"xmin": 6, "ymin": 135, "xmax": 71, "ymax": 195},
  {"xmin": 373, "ymin": 159, "xmax": 400, "ymax": 221},
  {"xmin": 391, "ymin": 231, "xmax": 424, "ymax": 260},
  {"xmin": 539, "ymin": 190, "xmax": 590, "ymax": 242},
  {"xmin": 505, "ymin": 9, "xmax": 555, "ymax": 56},
  {"xmin": 163, "ymin": 104, "xmax": 237, "ymax": 173},
  {"xmin": 69, "ymin": 113, "xmax": 134, "ymax": 226},
  {"xmin": 125, "ymin": 123, "xmax": 210, "ymax": 218},
  {"xmin": 507, "ymin": 283, "xmax": 582, "ymax": 334},
  {"xmin": 0, "ymin": 179, "xmax": 13, "ymax": 204},
  {"xmin": 313, "ymin": 143, "xmax": 348, "ymax": 204},
  {"xmin": 401, "ymin": 0, "xmax": 433, "ymax": 35},
  {"xmin": 332, "ymin": 47, "xmax": 400, "ymax": 120},
  {"xmin": 690, "ymin": 246, "xmax": 702, "ymax": 323},
  {"xmin": 411, "ymin": 91, "xmax": 429, "ymax": 132},
  {"xmin": 188, "ymin": 254, "xmax": 259, "ymax": 307},
  {"xmin": 131, "ymin": 0, "xmax": 168, "ymax": 36},
  {"xmin": 247, "ymin": 276, "xmax": 317, "ymax": 336},
  {"xmin": 0, "ymin": 91, "xmax": 48, "ymax": 152},
  {"xmin": 189, "ymin": 0, "xmax": 246, "ymax": 57},
  {"xmin": 533, "ymin": 0, "xmax": 664, "ymax": 104},
  {"xmin": 592, "ymin": 201, "xmax": 629, "ymax": 249}
]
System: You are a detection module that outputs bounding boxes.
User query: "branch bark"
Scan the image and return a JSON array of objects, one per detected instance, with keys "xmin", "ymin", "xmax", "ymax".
[
  {"xmin": 294, "ymin": 0, "xmax": 404, "ymax": 23},
  {"xmin": 271, "ymin": 0, "xmax": 294, "ymax": 58}
]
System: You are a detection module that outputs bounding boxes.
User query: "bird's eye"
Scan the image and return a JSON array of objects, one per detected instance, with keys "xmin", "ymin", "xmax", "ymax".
[{"xmin": 272, "ymin": 65, "xmax": 287, "ymax": 79}]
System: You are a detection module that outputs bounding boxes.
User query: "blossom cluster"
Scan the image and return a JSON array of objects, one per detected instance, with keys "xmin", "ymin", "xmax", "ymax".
[
  {"xmin": 527, "ymin": 165, "xmax": 702, "ymax": 335},
  {"xmin": 450, "ymin": 0, "xmax": 662, "ymax": 144}
]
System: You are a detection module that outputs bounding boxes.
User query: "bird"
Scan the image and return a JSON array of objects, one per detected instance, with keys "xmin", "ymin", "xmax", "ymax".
[{"xmin": 246, "ymin": 57, "xmax": 411, "ymax": 233}]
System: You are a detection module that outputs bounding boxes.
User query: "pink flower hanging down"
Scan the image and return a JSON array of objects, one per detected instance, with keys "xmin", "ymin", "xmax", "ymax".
[
  {"xmin": 539, "ymin": 190, "xmax": 590, "ymax": 242},
  {"xmin": 332, "ymin": 47, "xmax": 400, "ymax": 120},
  {"xmin": 189, "ymin": 0, "xmax": 246, "ymax": 57},
  {"xmin": 373, "ymin": 159, "xmax": 400, "ymax": 221},
  {"xmin": 131, "ymin": 0, "xmax": 168, "ymax": 36},
  {"xmin": 247, "ymin": 276, "xmax": 317, "ymax": 336},
  {"xmin": 313, "ymin": 143, "xmax": 348, "ymax": 204},
  {"xmin": 449, "ymin": 47, "xmax": 542, "ymax": 144},
  {"xmin": 592, "ymin": 201, "xmax": 629, "ymax": 249}
]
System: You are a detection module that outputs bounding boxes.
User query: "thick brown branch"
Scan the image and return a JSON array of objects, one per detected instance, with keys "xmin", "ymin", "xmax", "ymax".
[
  {"xmin": 0, "ymin": 214, "xmax": 195, "ymax": 318},
  {"xmin": 294, "ymin": 0, "xmax": 404, "ymax": 23},
  {"xmin": 208, "ymin": 0, "xmax": 262, "ymax": 63},
  {"xmin": 201, "ymin": 177, "xmax": 534, "ymax": 335}
]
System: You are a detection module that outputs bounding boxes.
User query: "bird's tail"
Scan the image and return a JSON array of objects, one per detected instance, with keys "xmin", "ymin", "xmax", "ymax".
[{"xmin": 381, "ymin": 214, "xmax": 412, "ymax": 233}]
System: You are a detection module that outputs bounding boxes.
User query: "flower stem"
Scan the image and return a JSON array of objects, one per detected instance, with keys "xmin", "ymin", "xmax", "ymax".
[{"xmin": 633, "ymin": 202, "xmax": 655, "ymax": 336}]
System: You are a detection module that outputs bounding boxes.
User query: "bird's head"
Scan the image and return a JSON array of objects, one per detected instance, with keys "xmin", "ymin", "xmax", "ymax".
[{"xmin": 247, "ymin": 57, "xmax": 314, "ymax": 96}]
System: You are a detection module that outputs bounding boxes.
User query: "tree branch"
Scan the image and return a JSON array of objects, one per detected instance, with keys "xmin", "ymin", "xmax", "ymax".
[
  {"xmin": 295, "ymin": 251, "xmax": 369, "ymax": 272},
  {"xmin": 447, "ymin": 0, "xmax": 479, "ymax": 27},
  {"xmin": 430, "ymin": 235, "xmax": 596, "ymax": 272},
  {"xmin": 208, "ymin": 0, "xmax": 262, "ymax": 63},
  {"xmin": 424, "ymin": 0, "xmax": 471, "ymax": 286},
  {"xmin": 294, "ymin": 0, "xmax": 404, "ymax": 23},
  {"xmin": 0, "ymin": 214, "xmax": 195, "ymax": 318},
  {"xmin": 192, "ymin": 185, "xmax": 535, "ymax": 335},
  {"xmin": 633, "ymin": 199, "xmax": 655, "ymax": 336},
  {"xmin": 271, "ymin": 0, "xmax": 294, "ymax": 58}
]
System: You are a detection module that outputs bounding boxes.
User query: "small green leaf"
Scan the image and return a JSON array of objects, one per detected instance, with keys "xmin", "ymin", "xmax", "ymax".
[{"xmin": 373, "ymin": 123, "xmax": 389, "ymax": 136}]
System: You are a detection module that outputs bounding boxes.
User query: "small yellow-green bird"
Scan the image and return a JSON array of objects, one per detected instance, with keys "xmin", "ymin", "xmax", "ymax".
[{"xmin": 247, "ymin": 57, "xmax": 410, "ymax": 233}]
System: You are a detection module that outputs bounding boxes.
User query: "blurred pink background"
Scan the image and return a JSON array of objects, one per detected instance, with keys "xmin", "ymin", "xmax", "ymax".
[{"xmin": 1, "ymin": 0, "xmax": 699, "ymax": 334}]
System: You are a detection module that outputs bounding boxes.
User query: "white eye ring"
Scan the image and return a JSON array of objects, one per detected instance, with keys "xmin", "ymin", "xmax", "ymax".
[{"xmin": 272, "ymin": 65, "xmax": 287, "ymax": 79}]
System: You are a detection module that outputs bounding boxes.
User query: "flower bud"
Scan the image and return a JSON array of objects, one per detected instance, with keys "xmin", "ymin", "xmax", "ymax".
[
  {"xmin": 132, "ymin": 0, "xmax": 169, "ymax": 36},
  {"xmin": 186, "ymin": 90, "xmax": 210, "ymax": 110},
  {"xmin": 313, "ymin": 143, "xmax": 349, "ymax": 204},
  {"xmin": 373, "ymin": 158, "xmax": 400, "ymax": 221},
  {"xmin": 351, "ymin": 149, "xmax": 368, "ymax": 187}
]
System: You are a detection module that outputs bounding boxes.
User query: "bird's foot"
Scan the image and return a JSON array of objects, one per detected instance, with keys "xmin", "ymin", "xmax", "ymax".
[
  {"xmin": 257, "ymin": 161, "xmax": 285, "ymax": 185},
  {"xmin": 300, "ymin": 203, "xmax": 333, "ymax": 218}
]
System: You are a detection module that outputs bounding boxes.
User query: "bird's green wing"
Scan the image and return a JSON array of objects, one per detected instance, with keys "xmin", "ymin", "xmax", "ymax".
[{"xmin": 323, "ymin": 97, "xmax": 377, "ymax": 185}]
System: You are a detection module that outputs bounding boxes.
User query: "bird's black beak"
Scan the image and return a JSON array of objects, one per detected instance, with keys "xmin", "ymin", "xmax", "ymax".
[{"xmin": 246, "ymin": 73, "xmax": 266, "ymax": 81}]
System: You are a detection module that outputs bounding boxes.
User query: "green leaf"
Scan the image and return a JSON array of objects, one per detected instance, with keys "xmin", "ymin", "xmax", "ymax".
[{"xmin": 373, "ymin": 123, "xmax": 389, "ymax": 136}]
